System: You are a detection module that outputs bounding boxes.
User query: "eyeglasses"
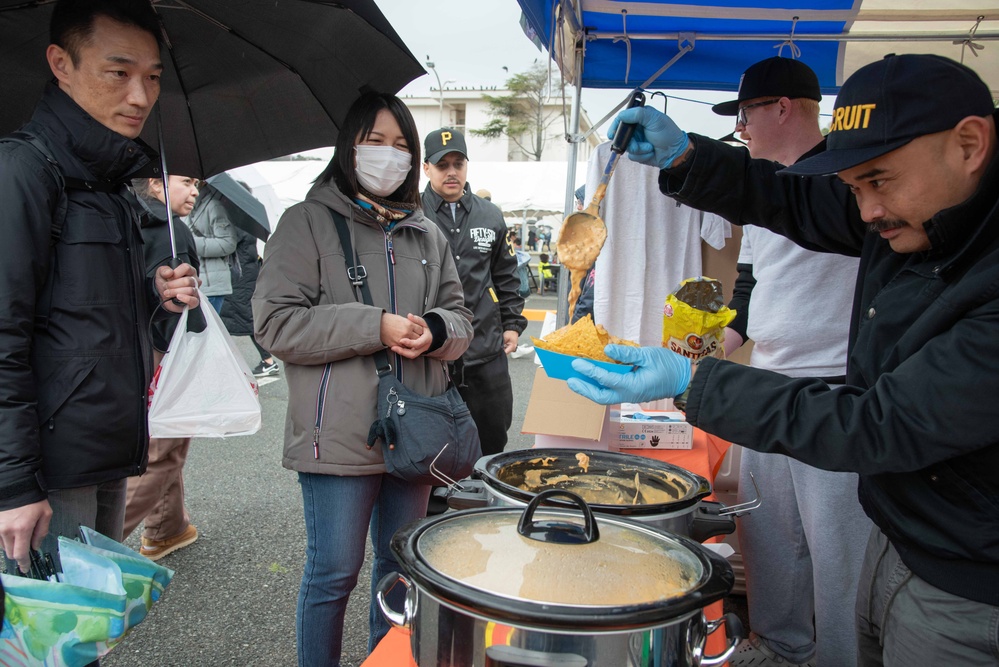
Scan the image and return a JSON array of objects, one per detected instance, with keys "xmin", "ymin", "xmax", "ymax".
[{"xmin": 736, "ymin": 99, "xmax": 781, "ymax": 126}]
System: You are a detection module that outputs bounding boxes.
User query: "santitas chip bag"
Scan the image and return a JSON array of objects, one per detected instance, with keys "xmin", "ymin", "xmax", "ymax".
[{"xmin": 662, "ymin": 277, "xmax": 736, "ymax": 361}]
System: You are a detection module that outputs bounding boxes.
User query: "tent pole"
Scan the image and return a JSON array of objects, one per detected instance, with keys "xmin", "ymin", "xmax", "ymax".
[{"xmin": 556, "ymin": 0, "xmax": 585, "ymax": 328}]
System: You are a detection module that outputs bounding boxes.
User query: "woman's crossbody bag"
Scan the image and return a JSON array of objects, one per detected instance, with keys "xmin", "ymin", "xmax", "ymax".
[{"xmin": 329, "ymin": 209, "xmax": 481, "ymax": 486}]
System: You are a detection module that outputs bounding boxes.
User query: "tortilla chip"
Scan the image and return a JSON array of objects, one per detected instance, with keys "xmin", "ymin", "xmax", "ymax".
[{"xmin": 533, "ymin": 315, "xmax": 637, "ymax": 363}]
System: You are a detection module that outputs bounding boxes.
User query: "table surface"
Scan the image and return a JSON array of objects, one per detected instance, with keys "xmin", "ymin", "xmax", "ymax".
[{"xmin": 361, "ymin": 429, "xmax": 734, "ymax": 667}]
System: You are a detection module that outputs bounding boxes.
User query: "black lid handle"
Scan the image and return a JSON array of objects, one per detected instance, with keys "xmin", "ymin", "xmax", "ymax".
[{"xmin": 517, "ymin": 489, "xmax": 599, "ymax": 545}]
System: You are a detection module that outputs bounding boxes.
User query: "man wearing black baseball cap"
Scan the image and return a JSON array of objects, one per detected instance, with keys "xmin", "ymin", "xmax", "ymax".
[
  {"xmin": 568, "ymin": 54, "xmax": 999, "ymax": 665},
  {"xmin": 420, "ymin": 128, "xmax": 526, "ymax": 513},
  {"xmin": 710, "ymin": 56, "xmax": 823, "ymax": 117},
  {"xmin": 712, "ymin": 57, "xmax": 868, "ymax": 667}
]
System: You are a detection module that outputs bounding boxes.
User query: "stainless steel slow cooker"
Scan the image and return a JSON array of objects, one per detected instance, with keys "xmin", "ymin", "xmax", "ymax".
[
  {"xmin": 446, "ymin": 449, "xmax": 756, "ymax": 542},
  {"xmin": 379, "ymin": 489, "xmax": 742, "ymax": 667}
]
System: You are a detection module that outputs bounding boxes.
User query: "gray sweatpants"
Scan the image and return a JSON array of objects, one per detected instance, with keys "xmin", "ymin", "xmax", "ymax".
[
  {"xmin": 856, "ymin": 527, "xmax": 999, "ymax": 666},
  {"xmin": 737, "ymin": 447, "xmax": 873, "ymax": 666}
]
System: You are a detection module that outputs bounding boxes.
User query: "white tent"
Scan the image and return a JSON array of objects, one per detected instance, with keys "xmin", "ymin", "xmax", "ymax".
[{"xmin": 230, "ymin": 158, "xmax": 586, "ymax": 240}]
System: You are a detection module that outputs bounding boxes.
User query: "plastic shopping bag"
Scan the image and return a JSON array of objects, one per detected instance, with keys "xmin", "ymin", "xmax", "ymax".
[
  {"xmin": 148, "ymin": 290, "xmax": 262, "ymax": 438},
  {"xmin": 1, "ymin": 534, "xmax": 173, "ymax": 667},
  {"xmin": 77, "ymin": 527, "xmax": 173, "ymax": 630}
]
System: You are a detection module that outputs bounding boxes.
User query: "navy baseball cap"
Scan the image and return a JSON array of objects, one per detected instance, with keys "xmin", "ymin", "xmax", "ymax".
[
  {"xmin": 712, "ymin": 57, "xmax": 821, "ymax": 116},
  {"xmin": 784, "ymin": 54, "xmax": 995, "ymax": 176},
  {"xmin": 424, "ymin": 128, "xmax": 468, "ymax": 164}
]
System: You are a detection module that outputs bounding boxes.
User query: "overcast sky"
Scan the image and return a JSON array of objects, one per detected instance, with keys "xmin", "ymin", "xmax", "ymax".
[{"xmin": 376, "ymin": 0, "xmax": 747, "ymax": 142}]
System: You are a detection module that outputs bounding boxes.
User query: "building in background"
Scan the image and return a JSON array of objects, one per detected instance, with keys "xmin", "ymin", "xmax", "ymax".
[{"xmin": 402, "ymin": 86, "xmax": 598, "ymax": 163}]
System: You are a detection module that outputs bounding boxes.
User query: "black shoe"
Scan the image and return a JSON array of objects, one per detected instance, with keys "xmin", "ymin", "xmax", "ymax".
[
  {"xmin": 426, "ymin": 487, "xmax": 450, "ymax": 516},
  {"xmin": 252, "ymin": 360, "xmax": 279, "ymax": 377}
]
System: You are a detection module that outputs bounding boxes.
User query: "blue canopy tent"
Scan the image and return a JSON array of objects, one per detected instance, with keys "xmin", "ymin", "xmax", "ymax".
[{"xmin": 516, "ymin": 0, "xmax": 998, "ymax": 321}]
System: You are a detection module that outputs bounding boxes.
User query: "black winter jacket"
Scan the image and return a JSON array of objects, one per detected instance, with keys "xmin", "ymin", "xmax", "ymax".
[
  {"xmin": 136, "ymin": 194, "xmax": 202, "ymax": 351},
  {"xmin": 0, "ymin": 84, "xmax": 163, "ymax": 509},
  {"xmin": 421, "ymin": 186, "xmax": 526, "ymax": 365},
  {"xmin": 662, "ymin": 131, "xmax": 999, "ymax": 606},
  {"xmin": 220, "ymin": 228, "xmax": 260, "ymax": 337}
]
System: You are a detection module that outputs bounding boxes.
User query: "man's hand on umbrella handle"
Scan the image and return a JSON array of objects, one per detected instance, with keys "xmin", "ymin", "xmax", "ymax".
[
  {"xmin": 608, "ymin": 107, "xmax": 691, "ymax": 169},
  {"xmin": 0, "ymin": 500, "xmax": 53, "ymax": 574},
  {"xmin": 568, "ymin": 344, "xmax": 692, "ymax": 405},
  {"xmin": 156, "ymin": 263, "xmax": 201, "ymax": 313}
]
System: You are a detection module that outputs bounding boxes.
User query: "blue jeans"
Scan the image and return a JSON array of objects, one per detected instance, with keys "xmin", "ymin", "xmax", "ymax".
[
  {"xmin": 296, "ymin": 472, "xmax": 430, "ymax": 667},
  {"xmin": 207, "ymin": 295, "xmax": 225, "ymax": 313}
]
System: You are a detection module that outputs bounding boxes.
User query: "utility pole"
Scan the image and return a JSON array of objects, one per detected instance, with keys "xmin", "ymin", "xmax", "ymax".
[{"xmin": 425, "ymin": 56, "xmax": 444, "ymax": 127}]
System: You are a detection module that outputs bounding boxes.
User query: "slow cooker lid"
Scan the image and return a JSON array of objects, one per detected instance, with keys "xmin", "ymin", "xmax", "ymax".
[{"xmin": 417, "ymin": 507, "xmax": 703, "ymax": 607}]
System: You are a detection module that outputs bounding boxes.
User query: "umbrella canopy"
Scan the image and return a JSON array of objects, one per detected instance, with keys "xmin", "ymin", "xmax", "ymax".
[
  {"xmin": 204, "ymin": 172, "xmax": 270, "ymax": 242},
  {"xmin": 0, "ymin": 0, "xmax": 426, "ymax": 177}
]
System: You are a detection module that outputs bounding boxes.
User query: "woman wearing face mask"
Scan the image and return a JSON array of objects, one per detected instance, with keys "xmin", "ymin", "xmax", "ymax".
[
  {"xmin": 253, "ymin": 92, "xmax": 472, "ymax": 666},
  {"xmin": 124, "ymin": 175, "xmax": 203, "ymax": 560}
]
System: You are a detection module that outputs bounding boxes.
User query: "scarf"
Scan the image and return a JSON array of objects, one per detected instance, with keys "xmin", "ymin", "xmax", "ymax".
[{"xmin": 355, "ymin": 190, "xmax": 416, "ymax": 227}]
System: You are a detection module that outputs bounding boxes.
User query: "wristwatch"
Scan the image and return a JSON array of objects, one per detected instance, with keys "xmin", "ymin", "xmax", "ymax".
[
  {"xmin": 672, "ymin": 359, "xmax": 698, "ymax": 412},
  {"xmin": 673, "ymin": 384, "xmax": 692, "ymax": 412}
]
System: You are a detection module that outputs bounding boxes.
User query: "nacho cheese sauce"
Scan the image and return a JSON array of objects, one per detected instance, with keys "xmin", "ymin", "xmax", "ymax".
[
  {"xmin": 420, "ymin": 514, "xmax": 699, "ymax": 606},
  {"xmin": 509, "ymin": 457, "xmax": 691, "ymax": 506}
]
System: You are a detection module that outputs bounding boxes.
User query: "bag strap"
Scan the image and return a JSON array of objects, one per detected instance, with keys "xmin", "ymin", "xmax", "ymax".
[{"xmin": 328, "ymin": 209, "xmax": 394, "ymax": 377}]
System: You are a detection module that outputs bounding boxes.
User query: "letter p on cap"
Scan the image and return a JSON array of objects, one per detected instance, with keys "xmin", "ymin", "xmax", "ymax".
[{"xmin": 441, "ymin": 131, "xmax": 452, "ymax": 145}]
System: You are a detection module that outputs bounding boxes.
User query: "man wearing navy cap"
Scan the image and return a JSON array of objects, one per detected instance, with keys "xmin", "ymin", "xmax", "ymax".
[
  {"xmin": 712, "ymin": 57, "xmax": 869, "ymax": 667},
  {"xmin": 569, "ymin": 54, "xmax": 999, "ymax": 665},
  {"xmin": 421, "ymin": 128, "xmax": 526, "ymax": 494}
]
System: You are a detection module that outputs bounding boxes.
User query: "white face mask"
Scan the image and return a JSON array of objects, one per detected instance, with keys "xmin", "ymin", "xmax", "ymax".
[{"xmin": 354, "ymin": 145, "xmax": 411, "ymax": 197}]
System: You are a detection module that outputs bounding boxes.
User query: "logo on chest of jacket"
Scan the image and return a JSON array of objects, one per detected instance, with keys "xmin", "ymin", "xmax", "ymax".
[{"xmin": 469, "ymin": 227, "xmax": 497, "ymax": 253}]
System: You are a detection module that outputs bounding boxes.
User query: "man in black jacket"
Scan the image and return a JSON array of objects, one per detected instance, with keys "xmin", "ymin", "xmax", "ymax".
[
  {"xmin": 716, "ymin": 58, "xmax": 868, "ymax": 667},
  {"xmin": 569, "ymin": 55, "xmax": 999, "ymax": 665},
  {"xmin": 422, "ymin": 129, "xmax": 527, "ymax": 460},
  {"xmin": 0, "ymin": 0, "xmax": 199, "ymax": 575}
]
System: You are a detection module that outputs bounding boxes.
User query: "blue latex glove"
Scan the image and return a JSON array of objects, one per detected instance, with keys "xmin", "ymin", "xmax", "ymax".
[
  {"xmin": 568, "ymin": 344, "xmax": 692, "ymax": 405},
  {"xmin": 607, "ymin": 107, "xmax": 689, "ymax": 169}
]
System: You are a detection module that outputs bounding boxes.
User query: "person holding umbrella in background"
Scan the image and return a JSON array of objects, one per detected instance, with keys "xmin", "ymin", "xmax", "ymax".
[
  {"xmin": 0, "ymin": 0, "xmax": 199, "ymax": 576},
  {"xmin": 217, "ymin": 180, "xmax": 280, "ymax": 378},
  {"xmin": 186, "ymin": 182, "xmax": 237, "ymax": 313},
  {"xmin": 124, "ymin": 174, "xmax": 203, "ymax": 561}
]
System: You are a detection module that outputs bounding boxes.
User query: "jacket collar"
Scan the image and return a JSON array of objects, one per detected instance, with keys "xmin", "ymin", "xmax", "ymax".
[
  {"xmin": 28, "ymin": 81, "xmax": 155, "ymax": 183},
  {"xmin": 422, "ymin": 182, "xmax": 473, "ymax": 217},
  {"xmin": 925, "ymin": 145, "xmax": 999, "ymax": 280},
  {"xmin": 137, "ymin": 193, "xmax": 169, "ymax": 226}
]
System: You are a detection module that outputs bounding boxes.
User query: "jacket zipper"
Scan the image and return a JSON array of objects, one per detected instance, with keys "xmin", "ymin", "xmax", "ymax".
[
  {"xmin": 385, "ymin": 231, "xmax": 397, "ymax": 312},
  {"xmin": 312, "ymin": 362, "xmax": 333, "ymax": 459},
  {"xmin": 122, "ymin": 198, "xmax": 146, "ymax": 474},
  {"xmin": 384, "ymin": 230, "xmax": 402, "ymax": 382}
]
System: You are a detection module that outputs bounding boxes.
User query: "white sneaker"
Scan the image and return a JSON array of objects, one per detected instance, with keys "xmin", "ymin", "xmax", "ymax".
[{"xmin": 510, "ymin": 344, "xmax": 535, "ymax": 359}]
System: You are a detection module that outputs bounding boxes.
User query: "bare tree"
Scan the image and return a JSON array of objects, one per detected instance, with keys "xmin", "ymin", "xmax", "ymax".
[{"xmin": 471, "ymin": 62, "xmax": 564, "ymax": 161}]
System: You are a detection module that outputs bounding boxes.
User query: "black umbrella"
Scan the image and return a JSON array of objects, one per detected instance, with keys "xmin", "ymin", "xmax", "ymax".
[
  {"xmin": 203, "ymin": 172, "xmax": 270, "ymax": 242},
  {"xmin": 0, "ymin": 0, "xmax": 425, "ymax": 177}
]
